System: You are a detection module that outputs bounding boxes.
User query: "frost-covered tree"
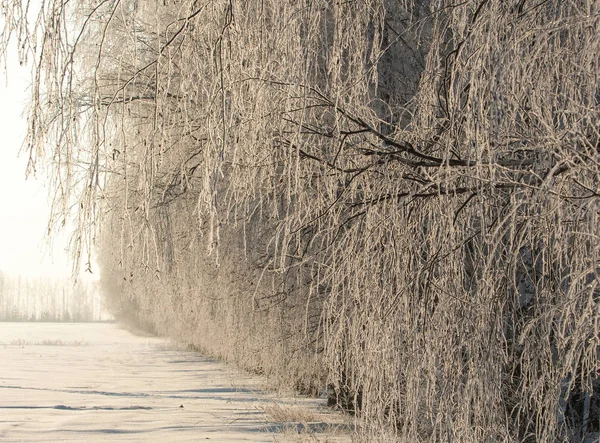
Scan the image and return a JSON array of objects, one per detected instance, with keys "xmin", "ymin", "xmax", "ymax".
[{"xmin": 2, "ymin": 0, "xmax": 599, "ymax": 441}]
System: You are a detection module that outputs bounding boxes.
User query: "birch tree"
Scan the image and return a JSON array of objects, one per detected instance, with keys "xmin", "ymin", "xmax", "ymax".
[{"xmin": 2, "ymin": 0, "xmax": 599, "ymax": 441}]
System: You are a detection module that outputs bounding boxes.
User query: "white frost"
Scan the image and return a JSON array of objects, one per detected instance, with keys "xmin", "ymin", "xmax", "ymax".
[{"xmin": 0, "ymin": 322, "xmax": 351, "ymax": 442}]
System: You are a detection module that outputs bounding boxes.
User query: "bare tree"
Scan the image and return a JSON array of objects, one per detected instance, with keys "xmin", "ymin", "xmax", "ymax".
[{"xmin": 2, "ymin": 0, "xmax": 599, "ymax": 441}]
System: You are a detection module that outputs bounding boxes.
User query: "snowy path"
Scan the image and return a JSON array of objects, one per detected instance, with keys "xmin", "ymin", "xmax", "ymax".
[{"xmin": 0, "ymin": 322, "xmax": 351, "ymax": 442}]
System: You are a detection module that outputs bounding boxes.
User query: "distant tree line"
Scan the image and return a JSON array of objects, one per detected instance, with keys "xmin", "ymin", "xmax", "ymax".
[
  {"xmin": 1, "ymin": 0, "xmax": 599, "ymax": 441},
  {"xmin": 0, "ymin": 271, "xmax": 105, "ymax": 322}
]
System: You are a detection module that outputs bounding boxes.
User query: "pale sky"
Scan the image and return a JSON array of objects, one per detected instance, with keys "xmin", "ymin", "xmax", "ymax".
[{"xmin": 0, "ymin": 46, "xmax": 72, "ymax": 278}]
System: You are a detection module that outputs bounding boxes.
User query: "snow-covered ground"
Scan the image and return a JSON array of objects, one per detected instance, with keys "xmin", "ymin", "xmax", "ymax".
[{"xmin": 0, "ymin": 322, "xmax": 352, "ymax": 442}]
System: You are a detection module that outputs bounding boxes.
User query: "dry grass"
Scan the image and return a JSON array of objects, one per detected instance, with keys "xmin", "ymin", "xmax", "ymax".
[
  {"xmin": 272, "ymin": 429, "xmax": 350, "ymax": 443},
  {"xmin": 9, "ymin": 339, "xmax": 88, "ymax": 347},
  {"xmin": 263, "ymin": 402, "xmax": 353, "ymax": 443},
  {"xmin": 262, "ymin": 403, "xmax": 320, "ymax": 425}
]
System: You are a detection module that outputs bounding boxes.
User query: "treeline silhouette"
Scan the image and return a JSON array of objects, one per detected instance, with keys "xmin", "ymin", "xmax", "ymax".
[{"xmin": 0, "ymin": 271, "xmax": 105, "ymax": 322}]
